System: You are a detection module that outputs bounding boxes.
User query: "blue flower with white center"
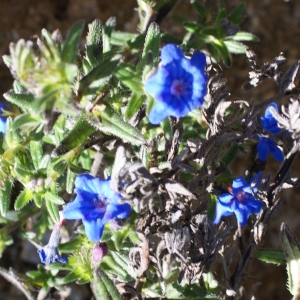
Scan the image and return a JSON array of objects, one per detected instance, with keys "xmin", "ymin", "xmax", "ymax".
[
  {"xmin": 63, "ymin": 174, "xmax": 131, "ymax": 242},
  {"xmin": 257, "ymin": 103, "xmax": 284, "ymax": 162},
  {"xmin": 37, "ymin": 223, "xmax": 67, "ymax": 265},
  {"xmin": 260, "ymin": 102, "xmax": 281, "ymax": 135},
  {"xmin": 144, "ymin": 44, "xmax": 208, "ymax": 125},
  {"xmin": 213, "ymin": 174, "xmax": 263, "ymax": 226}
]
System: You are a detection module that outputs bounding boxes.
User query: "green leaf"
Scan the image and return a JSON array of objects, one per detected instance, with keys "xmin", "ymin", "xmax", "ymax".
[
  {"xmin": 96, "ymin": 270, "xmax": 123, "ymax": 300},
  {"xmin": 52, "ymin": 115, "xmax": 95, "ymax": 157},
  {"xmin": 90, "ymin": 271, "xmax": 110, "ymax": 300},
  {"xmin": 66, "ymin": 167, "xmax": 76, "ymax": 194},
  {"xmin": 44, "ymin": 191, "xmax": 65, "ymax": 205},
  {"xmin": 228, "ymin": 2, "xmax": 246, "ymax": 24},
  {"xmin": 79, "ymin": 54, "xmax": 121, "ymax": 95},
  {"xmin": 101, "ymin": 255, "xmax": 130, "ymax": 281},
  {"xmin": 45, "ymin": 199, "xmax": 60, "ymax": 223},
  {"xmin": 229, "ymin": 31, "xmax": 259, "ymax": 42},
  {"xmin": 281, "ymin": 223, "xmax": 300, "ymax": 297},
  {"xmin": 0, "ymin": 180, "xmax": 12, "ymax": 216},
  {"xmin": 30, "ymin": 141, "xmax": 43, "ymax": 170},
  {"xmin": 14, "ymin": 189, "xmax": 33, "ymax": 210},
  {"xmin": 103, "ymin": 17, "xmax": 116, "ymax": 52},
  {"xmin": 11, "ymin": 114, "xmax": 40, "ymax": 131},
  {"xmin": 59, "ymin": 236, "xmax": 89, "ymax": 253},
  {"xmin": 61, "ymin": 20, "xmax": 85, "ymax": 64},
  {"xmin": 191, "ymin": 0, "xmax": 207, "ymax": 23},
  {"xmin": 33, "ymin": 193, "xmax": 42, "ymax": 208},
  {"xmin": 3, "ymin": 91, "xmax": 35, "ymax": 111},
  {"xmin": 59, "ymin": 271, "xmax": 80, "ymax": 284},
  {"xmin": 166, "ymin": 281, "xmax": 219, "ymax": 299},
  {"xmin": 137, "ymin": 22, "xmax": 160, "ymax": 75},
  {"xmin": 86, "ymin": 19, "xmax": 103, "ymax": 67},
  {"xmin": 110, "ymin": 31, "xmax": 138, "ymax": 46},
  {"xmin": 124, "ymin": 93, "xmax": 145, "ymax": 120},
  {"xmin": 221, "ymin": 144, "xmax": 238, "ymax": 164},
  {"xmin": 223, "ymin": 40, "xmax": 247, "ymax": 54},
  {"xmin": 95, "ymin": 106, "xmax": 146, "ymax": 146},
  {"xmin": 254, "ymin": 249, "xmax": 286, "ymax": 265},
  {"xmin": 114, "ymin": 63, "xmax": 144, "ymax": 94},
  {"xmin": 211, "ymin": 38, "xmax": 231, "ymax": 67},
  {"xmin": 201, "ymin": 27, "xmax": 219, "ymax": 38}
]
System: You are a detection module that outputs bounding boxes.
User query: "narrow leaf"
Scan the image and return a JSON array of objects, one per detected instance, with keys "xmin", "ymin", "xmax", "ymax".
[
  {"xmin": 224, "ymin": 40, "xmax": 247, "ymax": 54},
  {"xmin": 30, "ymin": 141, "xmax": 43, "ymax": 170},
  {"xmin": 228, "ymin": 2, "xmax": 246, "ymax": 24},
  {"xmin": 281, "ymin": 223, "xmax": 300, "ymax": 296},
  {"xmin": 98, "ymin": 270, "xmax": 123, "ymax": 300},
  {"xmin": 52, "ymin": 115, "xmax": 95, "ymax": 157},
  {"xmin": 45, "ymin": 199, "xmax": 60, "ymax": 223},
  {"xmin": 14, "ymin": 189, "xmax": 33, "ymax": 210},
  {"xmin": 211, "ymin": 38, "xmax": 232, "ymax": 67},
  {"xmin": 103, "ymin": 17, "xmax": 116, "ymax": 52},
  {"xmin": 114, "ymin": 63, "xmax": 144, "ymax": 94},
  {"xmin": 0, "ymin": 180, "xmax": 12, "ymax": 216},
  {"xmin": 44, "ymin": 191, "xmax": 65, "ymax": 205},
  {"xmin": 229, "ymin": 31, "xmax": 259, "ymax": 42},
  {"xmin": 86, "ymin": 19, "xmax": 103, "ymax": 66},
  {"xmin": 61, "ymin": 20, "xmax": 85, "ymax": 64},
  {"xmin": 91, "ymin": 271, "xmax": 110, "ymax": 300},
  {"xmin": 79, "ymin": 55, "xmax": 120, "ymax": 95},
  {"xmin": 137, "ymin": 22, "xmax": 160, "ymax": 74},
  {"xmin": 96, "ymin": 106, "xmax": 146, "ymax": 146},
  {"xmin": 254, "ymin": 249, "xmax": 286, "ymax": 265},
  {"xmin": 3, "ymin": 91, "xmax": 35, "ymax": 111},
  {"xmin": 124, "ymin": 93, "xmax": 145, "ymax": 120}
]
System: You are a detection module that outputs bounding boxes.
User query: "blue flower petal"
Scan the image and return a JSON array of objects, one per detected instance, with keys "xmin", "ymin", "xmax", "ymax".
[
  {"xmin": 261, "ymin": 102, "xmax": 281, "ymax": 135},
  {"xmin": 257, "ymin": 137, "xmax": 270, "ymax": 161},
  {"xmin": 83, "ymin": 218, "xmax": 105, "ymax": 242},
  {"xmin": 218, "ymin": 193, "xmax": 233, "ymax": 204},
  {"xmin": 272, "ymin": 145, "xmax": 284, "ymax": 162},
  {"xmin": 213, "ymin": 201, "xmax": 233, "ymax": 224},
  {"xmin": 103, "ymin": 203, "xmax": 131, "ymax": 223},
  {"xmin": 161, "ymin": 44, "xmax": 184, "ymax": 64},
  {"xmin": 232, "ymin": 177, "xmax": 251, "ymax": 194},
  {"xmin": 190, "ymin": 52, "xmax": 207, "ymax": 70}
]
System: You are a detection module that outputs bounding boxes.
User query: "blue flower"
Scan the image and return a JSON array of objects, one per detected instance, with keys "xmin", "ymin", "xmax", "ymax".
[
  {"xmin": 37, "ymin": 223, "xmax": 67, "ymax": 265},
  {"xmin": 213, "ymin": 174, "xmax": 263, "ymax": 226},
  {"xmin": 0, "ymin": 103, "xmax": 6, "ymax": 134},
  {"xmin": 260, "ymin": 102, "xmax": 281, "ymax": 135},
  {"xmin": 37, "ymin": 247, "xmax": 68, "ymax": 265},
  {"xmin": 257, "ymin": 103, "xmax": 284, "ymax": 162},
  {"xmin": 257, "ymin": 136, "xmax": 284, "ymax": 162},
  {"xmin": 144, "ymin": 44, "xmax": 208, "ymax": 124},
  {"xmin": 63, "ymin": 174, "xmax": 131, "ymax": 242}
]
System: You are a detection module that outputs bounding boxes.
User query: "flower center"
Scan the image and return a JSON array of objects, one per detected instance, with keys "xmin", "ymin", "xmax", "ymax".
[
  {"xmin": 170, "ymin": 79, "xmax": 188, "ymax": 98},
  {"xmin": 235, "ymin": 191, "xmax": 246, "ymax": 202},
  {"xmin": 94, "ymin": 196, "xmax": 108, "ymax": 212}
]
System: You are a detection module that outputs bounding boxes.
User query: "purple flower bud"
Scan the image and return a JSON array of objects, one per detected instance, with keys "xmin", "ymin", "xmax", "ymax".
[{"xmin": 91, "ymin": 242, "xmax": 108, "ymax": 268}]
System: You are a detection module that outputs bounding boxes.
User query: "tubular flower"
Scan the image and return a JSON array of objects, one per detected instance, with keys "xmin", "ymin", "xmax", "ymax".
[
  {"xmin": 257, "ymin": 102, "xmax": 283, "ymax": 162},
  {"xmin": 63, "ymin": 174, "xmax": 131, "ymax": 242},
  {"xmin": 213, "ymin": 174, "xmax": 263, "ymax": 226},
  {"xmin": 144, "ymin": 44, "xmax": 208, "ymax": 124},
  {"xmin": 37, "ymin": 222, "xmax": 67, "ymax": 265}
]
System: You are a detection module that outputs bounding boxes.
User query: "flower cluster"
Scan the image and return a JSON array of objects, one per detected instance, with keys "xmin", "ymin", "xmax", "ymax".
[
  {"xmin": 63, "ymin": 174, "xmax": 131, "ymax": 242},
  {"xmin": 144, "ymin": 44, "xmax": 208, "ymax": 124},
  {"xmin": 213, "ymin": 174, "xmax": 263, "ymax": 226},
  {"xmin": 257, "ymin": 103, "xmax": 283, "ymax": 162}
]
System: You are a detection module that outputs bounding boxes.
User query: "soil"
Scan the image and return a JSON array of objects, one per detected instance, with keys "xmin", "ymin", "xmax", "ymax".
[{"xmin": 1, "ymin": 0, "xmax": 300, "ymax": 299}]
